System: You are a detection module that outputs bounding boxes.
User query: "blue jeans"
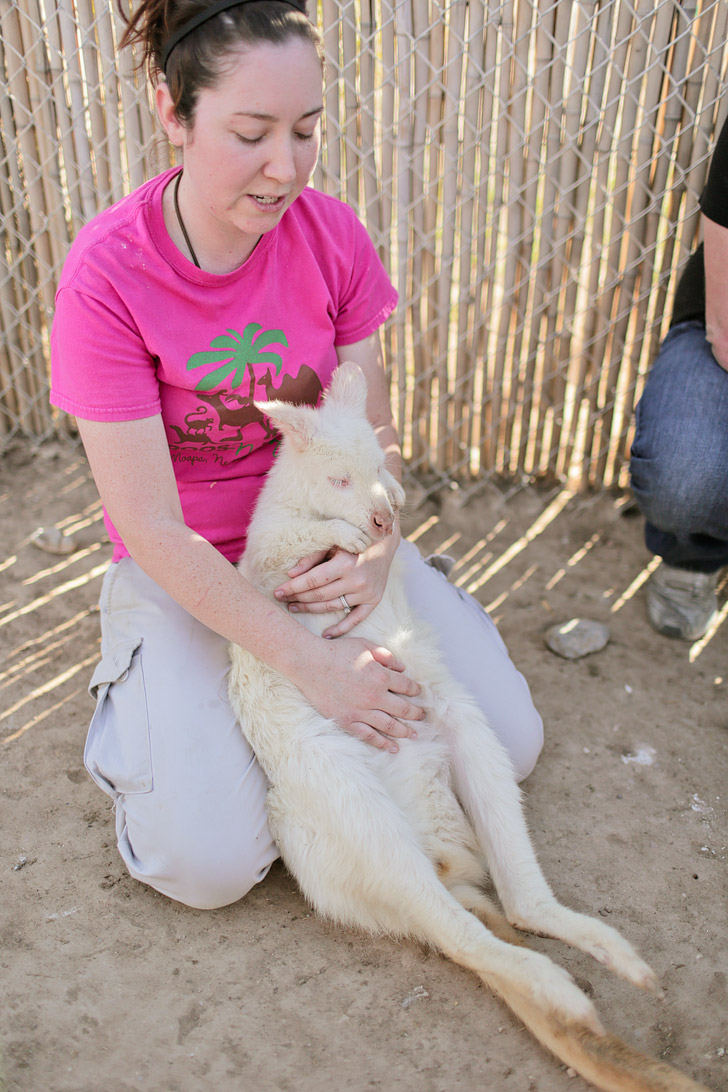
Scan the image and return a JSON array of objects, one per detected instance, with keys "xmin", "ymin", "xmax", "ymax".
[{"xmin": 630, "ymin": 321, "xmax": 728, "ymax": 573}]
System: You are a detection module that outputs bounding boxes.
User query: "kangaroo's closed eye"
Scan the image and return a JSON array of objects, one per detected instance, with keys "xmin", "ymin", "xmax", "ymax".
[{"xmin": 328, "ymin": 476, "xmax": 350, "ymax": 488}]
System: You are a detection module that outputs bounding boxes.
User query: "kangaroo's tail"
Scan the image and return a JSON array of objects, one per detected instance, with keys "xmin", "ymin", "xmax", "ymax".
[{"xmin": 495, "ymin": 982, "xmax": 712, "ymax": 1092}]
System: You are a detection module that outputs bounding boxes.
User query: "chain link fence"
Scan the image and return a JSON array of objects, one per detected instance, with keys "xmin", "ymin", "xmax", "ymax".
[{"xmin": 1, "ymin": 0, "xmax": 727, "ymax": 492}]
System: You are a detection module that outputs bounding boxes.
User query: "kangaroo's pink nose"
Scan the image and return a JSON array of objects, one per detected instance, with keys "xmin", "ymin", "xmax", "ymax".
[{"xmin": 371, "ymin": 509, "xmax": 394, "ymax": 538}]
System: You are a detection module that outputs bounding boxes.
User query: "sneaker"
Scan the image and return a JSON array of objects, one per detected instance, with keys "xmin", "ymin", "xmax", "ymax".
[{"xmin": 646, "ymin": 564, "xmax": 719, "ymax": 641}]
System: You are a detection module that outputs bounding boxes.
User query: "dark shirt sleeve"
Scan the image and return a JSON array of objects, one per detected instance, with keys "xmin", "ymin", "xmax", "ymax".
[
  {"xmin": 670, "ymin": 112, "xmax": 728, "ymax": 327},
  {"xmin": 700, "ymin": 112, "xmax": 728, "ymax": 228}
]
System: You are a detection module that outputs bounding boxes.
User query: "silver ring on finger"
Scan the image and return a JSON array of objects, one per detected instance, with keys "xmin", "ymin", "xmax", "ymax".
[{"xmin": 340, "ymin": 594, "xmax": 352, "ymax": 614}]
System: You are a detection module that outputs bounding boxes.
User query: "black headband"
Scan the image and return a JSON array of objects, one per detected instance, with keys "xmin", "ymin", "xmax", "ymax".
[{"xmin": 162, "ymin": 0, "xmax": 308, "ymax": 73}]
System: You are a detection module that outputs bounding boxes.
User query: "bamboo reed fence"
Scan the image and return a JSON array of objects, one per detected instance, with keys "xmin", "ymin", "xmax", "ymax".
[{"xmin": 1, "ymin": 0, "xmax": 727, "ymax": 492}]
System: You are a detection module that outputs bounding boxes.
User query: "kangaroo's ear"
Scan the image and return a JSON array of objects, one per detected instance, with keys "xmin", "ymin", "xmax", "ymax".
[
  {"xmin": 256, "ymin": 399, "xmax": 316, "ymax": 451},
  {"xmin": 324, "ymin": 362, "xmax": 368, "ymax": 414},
  {"xmin": 381, "ymin": 467, "xmax": 406, "ymax": 510}
]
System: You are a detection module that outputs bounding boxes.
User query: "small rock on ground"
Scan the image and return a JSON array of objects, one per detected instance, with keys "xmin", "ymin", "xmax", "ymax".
[{"xmin": 544, "ymin": 618, "xmax": 610, "ymax": 660}]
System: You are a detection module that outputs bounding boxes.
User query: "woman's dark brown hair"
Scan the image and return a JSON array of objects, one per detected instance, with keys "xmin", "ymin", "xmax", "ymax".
[{"xmin": 117, "ymin": 1, "xmax": 323, "ymax": 127}]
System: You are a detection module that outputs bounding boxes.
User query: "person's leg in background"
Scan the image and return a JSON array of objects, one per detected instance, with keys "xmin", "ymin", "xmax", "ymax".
[{"xmin": 630, "ymin": 321, "xmax": 728, "ymax": 639}]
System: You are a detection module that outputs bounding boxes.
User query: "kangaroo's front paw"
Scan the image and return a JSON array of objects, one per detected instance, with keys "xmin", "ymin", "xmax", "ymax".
[{"xmin": 330, "ymin": 520, "xmax": 372, "ymax": 555}]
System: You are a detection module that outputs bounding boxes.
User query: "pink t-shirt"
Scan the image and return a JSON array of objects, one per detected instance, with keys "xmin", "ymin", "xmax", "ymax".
[{"xmin": 51, "ymin": 169, "xmax": 398, "ymax": 563}]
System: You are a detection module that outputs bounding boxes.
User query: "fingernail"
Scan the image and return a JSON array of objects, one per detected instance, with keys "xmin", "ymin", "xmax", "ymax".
[
  {"xmin": 288, "ymin": 604, "xmax": 300, "ymax": 613},
  {"xmin": 274, "ymin": 590, "xmax": 284, "ymax": 600}
]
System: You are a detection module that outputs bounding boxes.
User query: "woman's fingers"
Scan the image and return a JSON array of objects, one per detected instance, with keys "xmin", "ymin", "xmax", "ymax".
[
  {"xmin": 370, "ymin": 707, "xmax": 422, "ymax": 736},
  {"xmin": 346, "ymin": 722, "xmax": 401, "ymax": 753},
  {"xmin": 275, "ymin": 551, "xmax": 355, "ymax": 602},
  {"xmin": 294, "ymin": 636, "xmax": 424, "ymax": 753},
  {"xmin": 346, "ymin": 707, "xmax": 421, "ymax": 753},
  {"xmin": 285, "ymin": 549, "xmax": 331, "ymax": 578},
  {"xmin": 287, "ymin": 589, "xmax": 355, "ymax": 612},
  {"xmin": 365, "ymin": 649, "xmax": 425, "ymax": 725},
  {"xmin": 322, "ymin": 604, "xmax": 370, "ymax": 638},
  {"xmin": 367, "ymin": 643, "xmax": 412, "ymax": 680},
  {"xmin": 277, "ymin": 573, "xmax": 358, "ymax": 604}
]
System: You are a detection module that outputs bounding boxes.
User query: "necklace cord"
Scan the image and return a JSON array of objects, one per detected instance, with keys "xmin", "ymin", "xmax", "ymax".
[{"xmin": 173, "ymin": 172, "xmax": 201, "ymax": 268}]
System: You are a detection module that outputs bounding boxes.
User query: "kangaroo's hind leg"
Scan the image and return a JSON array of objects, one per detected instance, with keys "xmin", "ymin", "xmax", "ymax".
[
  {"xmin": 439, "ymin": 696, "xmax": 657, "ymax": 991},
  {"xmin": 405, "ymin": 762, "xmax": 526, "ymax": 946},
  {"xmin": 265, "ymin": 734, "xmax": 603, "ymax": 1032}
]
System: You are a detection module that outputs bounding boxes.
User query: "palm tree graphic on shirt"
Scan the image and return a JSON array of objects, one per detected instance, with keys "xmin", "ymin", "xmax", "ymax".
[
  {"xmin": 177, "ymin": 322, "xmax": 289, "ymax": 457},
  {"xmin": 186, "ymin": 322, "xmax": 288, "ymax": 396}
]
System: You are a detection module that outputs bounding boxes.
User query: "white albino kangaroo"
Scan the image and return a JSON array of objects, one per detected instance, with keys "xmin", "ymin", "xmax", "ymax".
[{"xmin": 228, "ymin": 363, "xmax": 712, "ymax": 1092}]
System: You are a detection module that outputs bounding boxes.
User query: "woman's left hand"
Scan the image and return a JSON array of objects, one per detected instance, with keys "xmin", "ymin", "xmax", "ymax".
[{"xmin": 273, "ymin": 526, "xmax": 400, "ymax": 637}]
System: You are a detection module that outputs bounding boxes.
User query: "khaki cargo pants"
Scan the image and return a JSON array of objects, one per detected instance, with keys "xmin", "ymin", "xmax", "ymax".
[{"xmin": 85, "ymin": 539, "xmax": 543, "ymax": 908}]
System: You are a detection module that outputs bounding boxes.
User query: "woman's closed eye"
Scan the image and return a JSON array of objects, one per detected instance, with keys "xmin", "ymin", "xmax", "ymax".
[{"xmin": 235, "ymin": 130, "xmax": 317, "ymax": 146}]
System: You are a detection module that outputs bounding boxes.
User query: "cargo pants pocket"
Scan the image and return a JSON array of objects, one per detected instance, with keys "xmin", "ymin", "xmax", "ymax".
[{"xmin": 84, "ymin": 637, "xmax": 153, "ymax": 797}]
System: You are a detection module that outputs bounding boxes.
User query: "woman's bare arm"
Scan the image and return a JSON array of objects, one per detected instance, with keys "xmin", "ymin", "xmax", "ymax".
[
  {"xmin": 77, "ymin": 414, "xmax": 422, "ymax": 751},
  {"xmin": 341, "ymin": 331, "xmax": 403, "ymax": 482},
  {"xmin": 703, "ymin": 214, "xmax": 728, "ymax": 372}
]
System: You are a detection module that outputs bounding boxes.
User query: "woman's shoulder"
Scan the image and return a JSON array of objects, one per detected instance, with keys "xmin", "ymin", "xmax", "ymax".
[
  {"xmin": 285, "ymin": 187, "xmax": 366, "ymax": 239},
  {"xmin": 293, "ymin": 185, "xmax": 360, "ymax": 218},
  {"xmin": 280, "ymin": 187, "xmax": 378, "ymax": 273},
  {"xmin": 61, "ymin": 170, "xmax": 176, "ymax": 290}
]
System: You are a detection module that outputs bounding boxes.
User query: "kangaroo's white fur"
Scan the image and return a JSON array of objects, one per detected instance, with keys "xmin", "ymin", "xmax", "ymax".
[{"xmin": 228, "ymin": 364, "xmax": 712, "ymax": 1092}]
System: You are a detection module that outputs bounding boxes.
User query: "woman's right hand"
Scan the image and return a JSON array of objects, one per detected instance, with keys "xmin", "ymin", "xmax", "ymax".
[{"xmin": 293, "ymin": 636, "xmax": 425, "ymax": 753}]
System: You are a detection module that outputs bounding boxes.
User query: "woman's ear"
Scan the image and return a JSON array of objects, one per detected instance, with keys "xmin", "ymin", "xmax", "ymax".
[{"xmin": 155, "ymin": 81, "xmax": 186, "ymax": 148}]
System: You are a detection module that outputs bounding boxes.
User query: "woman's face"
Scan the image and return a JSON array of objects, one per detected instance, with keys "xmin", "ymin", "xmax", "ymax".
[{"xmin": 159, "ymin": 37, "xmax": 323, "ymax": 267}]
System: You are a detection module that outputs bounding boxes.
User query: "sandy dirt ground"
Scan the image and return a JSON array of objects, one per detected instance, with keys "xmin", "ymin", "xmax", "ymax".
[{"xmin": 1, "ymin": 440, "xmax": 726, "ymax": 1092}]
